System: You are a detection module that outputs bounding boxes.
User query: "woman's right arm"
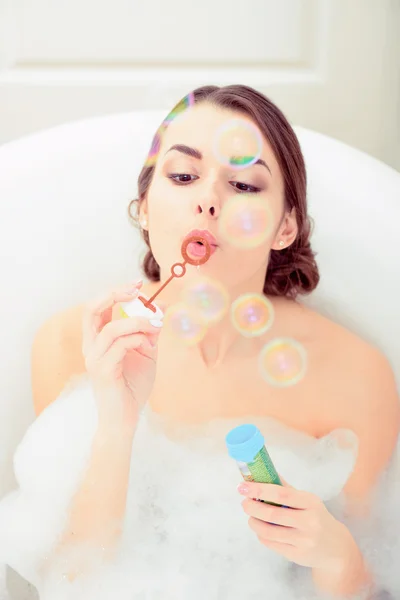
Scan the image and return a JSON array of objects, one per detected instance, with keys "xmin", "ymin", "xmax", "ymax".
[
  {"xmin": 49, "ymin": 398, "xmax": 138, "ymax": 578},
  {"xmin": 32, "ymin": 282, "xmax": 163, "ymax": 579}
]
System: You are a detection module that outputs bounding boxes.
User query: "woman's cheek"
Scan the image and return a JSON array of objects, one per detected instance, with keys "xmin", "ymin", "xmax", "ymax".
[{"xmin": 149, "ymin": 179, "xmax": 182, "ymax": 211}]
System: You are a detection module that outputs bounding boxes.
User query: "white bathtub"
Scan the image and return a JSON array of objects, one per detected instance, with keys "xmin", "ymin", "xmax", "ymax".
[{"xmin": 0, "ymin": 112, "xmax": 399, "ymax": 599}]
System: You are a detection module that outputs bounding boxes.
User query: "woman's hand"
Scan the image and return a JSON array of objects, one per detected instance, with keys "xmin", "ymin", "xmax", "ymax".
[
  {"xmin": 238, "ymin": 477, "xmax": 356, "ymax": 572},
  {"xmin": 82, "ymin": 280, "xmax": 163, "ymax": 426}
]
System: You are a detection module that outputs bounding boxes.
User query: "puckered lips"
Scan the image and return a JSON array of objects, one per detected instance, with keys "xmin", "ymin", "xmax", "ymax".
[{"xmin": 183, "ymin": 229, "xmax": 218, "ymax": 258}]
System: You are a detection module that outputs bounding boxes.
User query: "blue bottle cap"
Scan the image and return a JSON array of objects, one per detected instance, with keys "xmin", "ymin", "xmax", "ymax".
[{"xmin": 225, "ymin": 424, "xmax": 265, "ymax": 463}]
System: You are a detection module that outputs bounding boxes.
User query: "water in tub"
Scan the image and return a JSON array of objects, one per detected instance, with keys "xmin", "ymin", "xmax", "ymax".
[{"xmin": 0, "ymin": 373, "xmax": 399, "ymax": 599}]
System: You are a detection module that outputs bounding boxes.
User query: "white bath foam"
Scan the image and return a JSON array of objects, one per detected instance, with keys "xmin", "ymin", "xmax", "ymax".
[
  {"xmin": 0, "ymin": 377, "xmax": 398, "ymax": 599},
  {"xmin": 338, "ymin": 442, "xmax": 400, "ymax": 598},
  {"xmin": 0, "ymin": 376, "xmax": 97, "ymax": 588},
  {"xmin": 119, "ymin": 296, "xmax": 164, "ymax": 323}
]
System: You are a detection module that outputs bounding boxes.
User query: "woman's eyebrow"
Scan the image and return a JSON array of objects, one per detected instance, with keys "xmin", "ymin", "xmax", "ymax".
[
  {"xmin": 166, "ymin": 144, "xmax": 202, "ymax": 159},
  {"xmin": 165, "ymin": 143, "xmax": 272, "ymax": 175},
  {"xmin": 253, "ymin": 158, "xmax": 271, "ymax": 175}
]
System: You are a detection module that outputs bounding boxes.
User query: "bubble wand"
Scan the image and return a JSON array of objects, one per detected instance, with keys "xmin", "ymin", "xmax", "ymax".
[{"xmin": 120, "ymin": 235, "xmax": 211, "ymax": 319}]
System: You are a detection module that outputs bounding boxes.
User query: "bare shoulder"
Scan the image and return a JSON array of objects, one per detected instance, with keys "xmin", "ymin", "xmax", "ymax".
[
  {"xmin": 293, "ymin": 304, "xmax": 400, "ymax": 501},
  {"xmin": 30, "ymin": 283, "xmax": 141, "ymax": 416},
  {"xmin": 300, "ymin": 303, "xmax": 400, "ymax": 435},
  {"xmin": 31, "ymin": 303, "xmax": 87, "ymax": 416}
]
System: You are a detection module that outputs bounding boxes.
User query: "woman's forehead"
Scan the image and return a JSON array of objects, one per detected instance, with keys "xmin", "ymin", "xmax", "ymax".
[
  {"xmin": 159, "ymin": 102, "xmax": 279, "ymax": 174},
  {"xmin": 162, "ymin": 104, "xmax": 250, "ymax": 144}
]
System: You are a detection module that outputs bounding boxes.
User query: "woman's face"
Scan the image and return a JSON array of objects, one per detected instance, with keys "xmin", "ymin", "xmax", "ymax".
[{"xmin": 142, "ymin": 102, "xmax": 294, "ymax": 290}]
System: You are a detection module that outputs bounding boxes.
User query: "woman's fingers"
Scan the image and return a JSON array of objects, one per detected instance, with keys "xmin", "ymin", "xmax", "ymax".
[
  {"xmin": 242, "ymin": 499, "xmax": 306, "ymax": 528},
  {"xmin": 86, "ymin": 316, "xmax": 162, "ymax": 365},
  {"xmin": 82, "ymin": 280, "xmax": 143, "ymax": 351},
  {"xmin": 89, "ymin": 333, "xmax": 152, "ymax": 379}
]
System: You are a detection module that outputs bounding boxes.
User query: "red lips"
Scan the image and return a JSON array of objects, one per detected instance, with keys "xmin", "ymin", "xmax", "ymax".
[
  {"xmin": 183, "ymin": 229, "xmax": 218, "ymax": 259},
  {"xmin": 184, "ymin": 229, "xmax": 218, "ymax": 247}
]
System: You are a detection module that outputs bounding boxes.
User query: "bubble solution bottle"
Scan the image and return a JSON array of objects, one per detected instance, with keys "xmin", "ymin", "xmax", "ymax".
[{"xmin": 226, "ymin": 424, "xmax": 285, "ymax": 507}]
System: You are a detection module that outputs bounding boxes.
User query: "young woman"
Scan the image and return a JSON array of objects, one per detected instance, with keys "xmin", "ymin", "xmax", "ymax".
[{"xmin": 3, "ymin": 85, "xmax": 400, "ymax": 599}]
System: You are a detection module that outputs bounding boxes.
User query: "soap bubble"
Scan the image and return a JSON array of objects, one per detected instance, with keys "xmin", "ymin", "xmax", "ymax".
[
  {"xmin": 145, "ymin": 92, "xmax": 195, "ymax": 167},
  {"xmin": 164, "ymin": 92, "xmax": 195, "ymax": 123},
  {"xmin": 231, "ymin": 293, "xmax": 274, "ymax": 337},
  {"xmin": 213, "ymin": 119, "xmax": 263, "ymax": 169},
  {"xmin": 219, "ymin": 194, "xmax": 273, "ymax": 249},
  {"xmin": 144, "ymin": 126, "xmax": 164, "ymax": 167},
  {"xmin": 182, "ymin": 276, "xmax": 230, "ymax": 325},
  {"xmin": 164, "ymin": 302, "xmax": 207, "ymax": 345},
  {"xmin": 258, "ymin": 338, "xmax": 307, "ymax": 386}
]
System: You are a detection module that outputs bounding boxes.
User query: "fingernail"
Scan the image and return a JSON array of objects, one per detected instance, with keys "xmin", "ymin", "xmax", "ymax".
[
  {"xmin": 128, "ymin": 288, "xmax": 139, "ymax": 296},
  {"xmin": 237, "ymin": 483, "xmax": 251, "ymax": 495},
  {"xmin": 149, "ymin": 319, "xmax": 163, "ymax": 327},
  {"xmin": 128, "ymin": 279, "xmax": 142, "ymax": 292}
]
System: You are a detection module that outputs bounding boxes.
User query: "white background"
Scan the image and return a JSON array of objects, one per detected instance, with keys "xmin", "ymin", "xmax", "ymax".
[{"xmin": 0, "ymin": 0, "xmax": 399, "ymax": 170}]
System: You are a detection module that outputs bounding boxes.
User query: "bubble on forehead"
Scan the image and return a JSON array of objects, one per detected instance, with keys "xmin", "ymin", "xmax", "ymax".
[
  {"xmin": 219, "ymin": 194, "xmax": 274, "ymax": 249},
  {"xmin": 213, "ymin": 118, "xmax": 263, "ymax": 170},
  {"xmin": 258, "ymin": 338, "xmax": 307, "ymax": 387},
  {"xmin": 164, "ymin": 92, "xmax": 195, "ymax": 123},
  {"xmin": 144, "ymin": 125, "xmax": 164, "ymax": 168},
  {"xmin": 164, "ymin": 302, "xmax": 207, "ymax": 346},
  {"xmin": 144, "ymin": 92, "xmax": 195, "ymax": 167},
  {"xmin": 144, "ymin": 123, "xmax": 166, "ymax": 167},
  {"xmin": 182, "ymin": 276, "xmax": 230, "ymax": 325},
  {"xmin": 231, "ymin": 293, "xmax": 274, "ymax": 337}
]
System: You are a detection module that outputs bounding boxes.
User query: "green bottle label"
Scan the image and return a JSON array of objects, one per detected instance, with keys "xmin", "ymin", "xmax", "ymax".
[{"xmin": 238, "ymin": 446, "xmax": 283, "ymax": 508}]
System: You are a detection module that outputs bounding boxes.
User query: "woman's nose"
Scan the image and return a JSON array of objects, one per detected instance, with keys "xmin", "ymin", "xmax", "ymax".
[{"xmin": 195, "ymin": 194, "xmax": 221, "ymax": 219}]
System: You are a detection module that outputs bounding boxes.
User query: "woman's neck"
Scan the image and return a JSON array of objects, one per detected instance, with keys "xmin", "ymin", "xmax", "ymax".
[{"xmin": 156, "ymin": 265, "xmax": 268, "ymax": 369}]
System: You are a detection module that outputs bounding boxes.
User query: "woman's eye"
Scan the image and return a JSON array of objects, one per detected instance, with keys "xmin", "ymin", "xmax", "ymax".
[
  {"xmin": 230, "ymin": 181, "xmax": 261, "ymax": 193},
  {"xmin": 168, "ymin": 173, "xmax": 199, "ymax": 184},
  {"xmin": 167, "ymin": 173, "xmax": 260, "ymax": 193}
]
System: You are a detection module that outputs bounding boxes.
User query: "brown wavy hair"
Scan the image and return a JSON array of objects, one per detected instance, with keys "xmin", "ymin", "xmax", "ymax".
[{"xmin": 128, "ymin": 84, "xmax": 319, "ymax": 299}]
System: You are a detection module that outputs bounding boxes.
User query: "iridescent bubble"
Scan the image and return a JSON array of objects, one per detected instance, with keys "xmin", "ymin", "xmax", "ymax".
[
  {"xmin": 213, "ymin": 119, "xmax": 263, "ymax": 170},
  {"xmin": 231, "ymin": 293, "xmax": 274, "ymax": 337},
  {"xmin": 219, "ymin": 194, "xmax": 273, "ymax": 249},
  {"xmin": 164, "ymin": 302, "xmax": 207, "ymax": 345},
  {"xmin": 258, "ymin": 338, "xmax": 307, "ymax": 387},
  {"xmin": 144, "ymin": 123, "xmax": 166, "ymax": 167},
  {"xmin": 164, "ymin": 92, "xmax": 195, "ymax": 123},
  {"xmin": 182, "ymin": 276, "xmax": 230, "ymax": 325},
  {"xmin": 144, "ymin": 92, "xmax": 195, "ymax": 167}
]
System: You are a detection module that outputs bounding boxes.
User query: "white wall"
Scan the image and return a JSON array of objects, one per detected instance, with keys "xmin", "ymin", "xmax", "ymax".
[{"xmin": 0, "ymin": 0, "xmax": 399, "ymax": 170}]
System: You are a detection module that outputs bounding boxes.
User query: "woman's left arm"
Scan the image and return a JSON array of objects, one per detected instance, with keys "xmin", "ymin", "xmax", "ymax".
[
  {"xmin": 313, "ymin": 349, "xmax": 400, "ymax": 596},
  {"xmin": 336, "ymin": 348, "xmax": 400, "ymax": 506},
  {"xmin": 240, "ymin": 349, "xmax": 400, "ymax": 598}
]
